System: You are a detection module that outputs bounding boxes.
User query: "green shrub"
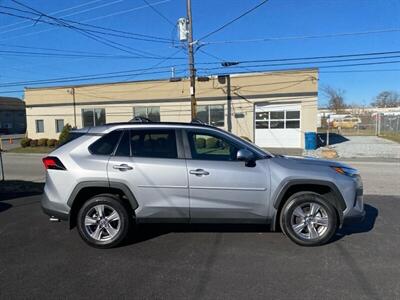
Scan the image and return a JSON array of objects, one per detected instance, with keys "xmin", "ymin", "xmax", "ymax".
[
  {"xmin": 20, "ymin": 138, "xmax": 32, "ymax": 148},
  {"xmin": 206, "ymin": 137, "xmax": 219, "ymax": 149},
  {"xmin": 58, "ymin": 123, "xmax": 72, "ymax": 145},
  {"xmin": 47, "ymin": 139, "xmax": 58, "ymax": 147},
  {"xmin": 29, "ymin": 139, "xmax": 38, "ymax": 147},
  {"xmin": 37, "ymin": 138, "xmax": 48, "ymax": 147}
]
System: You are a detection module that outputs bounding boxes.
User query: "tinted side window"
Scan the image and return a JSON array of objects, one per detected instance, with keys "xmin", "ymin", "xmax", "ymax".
[
  {"xmin": 89, "ymin": 130, "xmax": 121, "ymax": 155},
  {"xmin": 130, "ymin": 129, "xmax": 177, "ymax": 159},
  {"xmin": 114, "ymin": 130, "xmax": 130, "ymax": 157},
  {"xmin": 187, "ymin": 131, "xmax": 239, "ymax": 161}
]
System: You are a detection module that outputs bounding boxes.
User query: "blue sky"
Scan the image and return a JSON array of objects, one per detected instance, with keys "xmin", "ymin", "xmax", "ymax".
[{"xmin": 0, "ymin": 0, "xmax": 399, "ymax": 106}]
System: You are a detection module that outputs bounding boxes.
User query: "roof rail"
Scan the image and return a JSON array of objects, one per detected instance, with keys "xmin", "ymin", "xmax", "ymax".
[
  {"xmin": 191, "ymin": 119, "xmax": 207, "ymax": 125},
  {"xmin": 129, "ymin": 116, "xmax": 152, "ymax": 123}
]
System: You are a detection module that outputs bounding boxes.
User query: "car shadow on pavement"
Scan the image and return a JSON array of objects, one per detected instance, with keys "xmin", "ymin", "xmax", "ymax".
[
  {"xmin": 123, "ymin": 204, "xmax": 378, "ymax": 246},
  {"xmin": 333, "ymin": 204, "xmax": 378, "ymax": 241},
  {"xmin": 123, "ymin": 223, "xmax": 269, "ymax": 246},
  {"xmin": 0, "ymin": 201, "xmax": 12, "ymax": 213},
  {"xmin": 0, "ymin": 180, "xmax": 44, "ymax": 201}
]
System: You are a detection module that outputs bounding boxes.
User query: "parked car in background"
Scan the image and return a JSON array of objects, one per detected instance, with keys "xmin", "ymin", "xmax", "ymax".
[
  {"xmin": 332, "ymin": 116, "xmax": 362, "ymax": 129},
  {"xmin": 41, "ymin": 120, "xmax": 365, "ymax": 248}
]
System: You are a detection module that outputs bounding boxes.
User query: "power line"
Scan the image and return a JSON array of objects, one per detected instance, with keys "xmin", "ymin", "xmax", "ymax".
[
  {"xmin": 9, "ymin": 1, "xmax": 164, "ymax": 58},
  {"xmin": 0, "ymin": 0, "xmax": 104, "ymax": 30},
  {"xmin": 198, "ymin": 0, "xmax": 269, "ymax": 41},
  {"xmin": 194, "ymin": 49, "xmax": 400, "ymax": 65},
  {"xmin": 203, "ymin": 28, "xmax": 400, "ymax": 45},
  {"xmin": 142, "ymin": 0, "xmax": 176, "ymax": 27}
]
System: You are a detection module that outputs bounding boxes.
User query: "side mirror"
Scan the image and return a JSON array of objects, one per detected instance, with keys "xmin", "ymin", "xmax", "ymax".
[{"xmin": 236, "ymin": 149, "xmax": 256, "ymax": 167}]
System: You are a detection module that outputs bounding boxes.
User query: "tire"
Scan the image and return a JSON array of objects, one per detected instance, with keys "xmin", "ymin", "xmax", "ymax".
[
  {"xmin": 77, "ymin": 194, "xmax": 131, "ymax": 248},
  {"xmin": 280, "ymin": 192, "xmax": 338, "ymax": 246}
]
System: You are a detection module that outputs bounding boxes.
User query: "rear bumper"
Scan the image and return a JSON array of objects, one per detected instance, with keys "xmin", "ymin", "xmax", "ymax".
[{"xmin": 41, "ymin": 193, "xmax": 69, "ymax": 221}]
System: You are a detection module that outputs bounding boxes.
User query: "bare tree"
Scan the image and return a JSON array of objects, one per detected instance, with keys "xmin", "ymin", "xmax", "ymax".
[
  {"xmin": 322, "ymin": 86, "xmax": 347, "ymax": 113},
  {"xmin": 371, "ymin": 91, "xmax": 400, "ymax": 108}
]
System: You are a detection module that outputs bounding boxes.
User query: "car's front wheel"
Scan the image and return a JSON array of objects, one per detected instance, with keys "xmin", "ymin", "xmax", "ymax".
[
  {"xmin": 77, "ymin": 194, "xmax": 131, "ymax": 248},
  {"xmin": 280, "ymin": 192, "xmax": 338, "ymax": 246}
]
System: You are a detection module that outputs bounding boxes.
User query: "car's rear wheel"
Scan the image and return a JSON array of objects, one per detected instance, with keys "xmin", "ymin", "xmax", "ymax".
[
  {"xmin": 280, "ymin": 192, "xmax": 338, "ymax": 246},
  {"xmin": 77, "ymin": 194, "xmax": 131, "ymax": 248}
]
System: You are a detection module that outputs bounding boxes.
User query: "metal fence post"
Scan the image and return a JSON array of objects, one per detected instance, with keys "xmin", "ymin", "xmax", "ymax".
[{"xmin": 0, "ymin": 150, "xmax": 4, "ymax": 181}]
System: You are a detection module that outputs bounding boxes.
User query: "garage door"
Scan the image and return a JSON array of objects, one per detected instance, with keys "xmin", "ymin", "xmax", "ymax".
[{"xmin": 255, "ymin": 104, "xmax": 301, "ymax": 148}]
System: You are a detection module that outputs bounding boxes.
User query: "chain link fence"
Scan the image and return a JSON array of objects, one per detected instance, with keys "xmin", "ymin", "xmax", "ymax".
[{"xmin": 317, "ymin": 111, "xmax": 400, "ymax": 145}]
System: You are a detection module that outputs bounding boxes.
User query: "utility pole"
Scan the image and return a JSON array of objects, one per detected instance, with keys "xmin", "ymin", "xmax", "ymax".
[
  {"xmin": 186, "ymin": 0, "xmax": 197, "ymax": 120},
  {"xmin": 69, "ymin": 87, "xmax": 77, "ymax": 128}
]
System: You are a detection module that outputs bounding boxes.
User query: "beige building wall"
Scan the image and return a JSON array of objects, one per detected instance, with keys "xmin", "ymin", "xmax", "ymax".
[{"xmin": 25, "ymin": 69, "xmax": 318, "ymax": 148}]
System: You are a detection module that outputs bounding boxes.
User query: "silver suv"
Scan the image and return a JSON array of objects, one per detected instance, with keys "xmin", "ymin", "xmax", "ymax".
[{"xmin": 41, "ymin": 121, "xmax": 365, "ymax": 248}]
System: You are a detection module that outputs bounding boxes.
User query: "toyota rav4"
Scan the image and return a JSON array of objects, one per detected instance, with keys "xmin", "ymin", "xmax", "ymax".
[{"xmin": 41, "ymin": 121, "xmax": 365, "ymax": 248}]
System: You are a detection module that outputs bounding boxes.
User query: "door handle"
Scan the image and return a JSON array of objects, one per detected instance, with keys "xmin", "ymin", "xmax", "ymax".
[
  {"xmin": 189, "ymin": 169, "xmax": 210, "ymax": 176},
  {"xmin": 113, "ymin": 164, "xmax": 133, "ymax": 171}
]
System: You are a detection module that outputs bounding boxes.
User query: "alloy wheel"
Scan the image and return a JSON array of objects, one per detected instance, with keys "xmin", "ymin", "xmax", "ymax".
[{"xmin": 84, "ymin": 204, "xmax": 121, "ymax": 242}]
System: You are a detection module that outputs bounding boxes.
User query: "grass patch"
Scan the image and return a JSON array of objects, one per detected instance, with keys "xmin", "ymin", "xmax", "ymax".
[
  {"xmin": 7, "ymin": 146, "xmax": 53, "ymax": 154},
  {"xmin": 379, "ymin": 133, "xmax": 400, "ymax": 143}
]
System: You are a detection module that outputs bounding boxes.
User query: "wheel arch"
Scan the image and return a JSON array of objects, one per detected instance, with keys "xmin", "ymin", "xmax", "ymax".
[
  {"xmin": 271, "ymin": 179, "xmax": 345, "ymax": 231},
  {"xmin": 67, "ymin": 181, "xmax": 138, "ymax": 229}
]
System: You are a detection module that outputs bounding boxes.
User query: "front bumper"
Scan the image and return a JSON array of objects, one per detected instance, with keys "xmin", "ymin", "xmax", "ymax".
[
  {"xmin": 342, "ymin": 187, "xmax": 365, "ymax": 226},
  {"xmin": 41, "ymin": 193, "xmax": 69, "ymax": 221}
]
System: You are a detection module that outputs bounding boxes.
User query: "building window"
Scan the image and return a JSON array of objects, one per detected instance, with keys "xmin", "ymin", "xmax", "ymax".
[
  {"xmin": 256, "ymin": 109, "xmax": 300, "ymax": 129},
  {"xmin": 82, "ymin": 108, "xmax": 106, "ymax": 127},
  {"xmin": 133, "ymin": 106, "xmax": 160, "ymax": 122},
  {"xmin": 35, "ymin": 120, "xmax": 44, "ymax": 133},
  {"xmin": 55, "ymin": 119, "xmax": 64, "ymax": 133},
  {"xmin": 196, "ymin": 105, "xmax": 224, "ymax": 127}
]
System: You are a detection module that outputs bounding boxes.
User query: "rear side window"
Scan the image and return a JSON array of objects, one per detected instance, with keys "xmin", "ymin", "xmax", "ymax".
[
  {"xmin": 114, "ymin": 130, "xmax": 130, "ymax": 157},
  {"xmin": 130, "ymin": 129, "xmax": 177, "ymax": 159},
  {"xmin": 89, "ymin": 130, "xmax": 122, "ymax": 155},
  {"xmin": 57, "ymin": 132, "xmax": 85, "ymax": 148}
]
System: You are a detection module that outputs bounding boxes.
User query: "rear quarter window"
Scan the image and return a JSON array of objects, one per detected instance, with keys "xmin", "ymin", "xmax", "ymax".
[{"xmin": 89, "ymin": 130, "xmax": 122, "ymax": 155}]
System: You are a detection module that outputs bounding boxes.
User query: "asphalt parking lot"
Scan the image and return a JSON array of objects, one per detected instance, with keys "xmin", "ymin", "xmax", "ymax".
[{"xmin": 0, "ymin": 158, "xmax": 399, "ymax": 299}]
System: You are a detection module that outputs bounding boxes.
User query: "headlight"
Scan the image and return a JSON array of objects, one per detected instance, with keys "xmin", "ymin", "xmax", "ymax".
[{"xmin": 332, "ymin": 166, "xmax": 359, "ymax": 177}]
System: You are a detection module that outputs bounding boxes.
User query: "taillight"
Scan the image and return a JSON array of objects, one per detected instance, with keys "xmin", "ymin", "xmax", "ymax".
[{"xmin": 42, "ymin": 156, "xmax": 66, "ymax": 170}]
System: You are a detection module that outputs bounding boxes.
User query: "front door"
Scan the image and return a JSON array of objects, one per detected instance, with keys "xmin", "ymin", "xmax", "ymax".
[
  {"xmin": 184, "ymin": 129, "xmax": 269, "ymax": 222},
  {"xmin": 107, "ymin": 128, "xmax": 189, "ymax": 220}
]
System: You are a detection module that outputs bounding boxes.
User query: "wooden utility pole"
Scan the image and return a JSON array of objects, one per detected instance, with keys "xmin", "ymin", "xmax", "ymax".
[{"xmin": 186, "ymin": 0, "xmax": 196, "ymax": 120}]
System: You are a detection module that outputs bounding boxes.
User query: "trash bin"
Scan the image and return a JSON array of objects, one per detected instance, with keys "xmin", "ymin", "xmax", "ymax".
[{"xmin": 305, "ymin": 132, "xmax": 317, "ymax": 150}]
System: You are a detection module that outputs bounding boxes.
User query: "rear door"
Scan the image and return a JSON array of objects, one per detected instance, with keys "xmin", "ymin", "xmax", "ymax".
[{"xmin": 107, "ymin": 128, "xmax": 189, "ymax": 221}]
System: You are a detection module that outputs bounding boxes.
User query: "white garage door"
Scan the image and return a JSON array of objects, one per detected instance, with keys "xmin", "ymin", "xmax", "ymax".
[{"xmin": 255, "ymin": 104, "xmax": 301, "ymax": 148}]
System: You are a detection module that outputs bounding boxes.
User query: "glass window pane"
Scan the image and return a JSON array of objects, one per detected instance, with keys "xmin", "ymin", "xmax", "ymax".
[
  {"xmin": 147, "ymin": 107, "xmax": 160, "ymax": 122},
  {"xmin": 210, "ymin": 105, "xmax": 224, "ymax": 126},
  {"xmin": 270, "ymin": 121, "xmax": 284, "ymax": 129},
  {"xmin": 286, "ymin": 120, "xmax": 300, "ymax": 128},
  {"xmin": 55, "ymin": 119, "xmax": 64, "ymax": 133},
  {"xmin": 133, "ymin": 107, "xmax": 147, "ymax": 118},
  {"xmin": 196, "ymin": 105, "xmax": 209, "ymax": 124},
  {"xmin": 256, "ymin": 112, "xmax": 268, "ymax": 120},
  {"xmin": 188, "ymin": 132, "xmax": 238, "ymax": 161},
  {"xmin": 286, "ymin": 111, "xmax": 300, "ymax": 119},
  {"xmin": 114, "ymin": 130, "xmax": 130, "ymax": 157},
  {"xmin": 130, "ymin": 129, "xmax": 177, "ymax": 159},
  {"xmin": 82, "ymin": 109, "xmax": 94, "ymax": 127},
  {"xmin": 89, "ymin": 130, "xmax": 121, "ymax": 155},
  {"xmin": 270, "ymin": 111, "xmax": 284, "ymax": 119},
  {"xmin": 256, "ymin": 121, "xmax": 269, "ymax": 129},
  {"xmin": 94, "ymin": 108, "xmax": 106, "ymax": 126},
  {"xmin": 36, "ymin": 120, "xmax": 44, "ymax": 133}
]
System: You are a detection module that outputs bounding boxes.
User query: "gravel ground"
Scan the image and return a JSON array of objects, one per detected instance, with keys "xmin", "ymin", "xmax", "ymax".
[{"xmin": 305, "ymin": 136, "xmax": 400, "ymax": 159}]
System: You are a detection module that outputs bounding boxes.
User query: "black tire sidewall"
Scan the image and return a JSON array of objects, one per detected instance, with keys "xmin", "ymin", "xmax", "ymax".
[
  {"xmin": 280, "ymin": 192, "xmax": 338, "ymax": 246},
  {"xmin": 77, "ymin": 195, "xmax": 131, "ymax": 248}
]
